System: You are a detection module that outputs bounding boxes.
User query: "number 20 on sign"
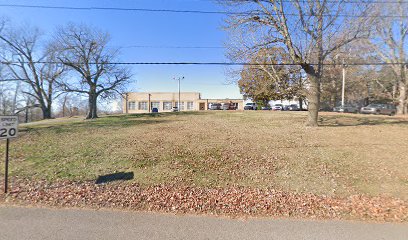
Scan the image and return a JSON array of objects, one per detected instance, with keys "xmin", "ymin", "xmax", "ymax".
[{"xmin": 1, "ymin": 116, "xmax": 19, "ymax": 193}]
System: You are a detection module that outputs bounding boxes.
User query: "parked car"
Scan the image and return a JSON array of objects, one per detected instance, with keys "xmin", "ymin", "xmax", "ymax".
[
  {"xmin": 244, "ymin": 102, "xmax": 257, "ymax": 110},
  {"xmin": 210, "ymin": 103, "xmax": 222, "ymax": 110},
  {"xmin": 222, "ymin": 103, "xmax": 231, "ymax": 110},
  {"xmin": 360, "ymin": 104, "xmax": 396, "ymax": 116},
  {"xmin": 261, "ymin": 106, "xmax": 272, "ymax": 110},
  {"xmin": 333, "ymin": 104, "xmax": 359, "ymax": 113},
  {"xmin": 221, "ymin": 102, "xmax": 237, "ymax": 110},
  {"xmin": 283, "ymin": 105, "xmax": 299, "ymax": 111},
  {"xmin": 272, "ymin": 104, "xmax": 284, "ymax": 111},
  {"xmin": 288, "ymin": 104, "xmax": 299, "ymax": 111},
  {"xmin": 171, "ymin": 107, "xmax": 178, "ymax": 112}
]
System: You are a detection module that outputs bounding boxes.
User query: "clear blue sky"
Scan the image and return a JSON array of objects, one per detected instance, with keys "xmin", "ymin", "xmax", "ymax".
[{"xmin": 1, "ymin": 0, "xmax": 242, "ymax": 99}]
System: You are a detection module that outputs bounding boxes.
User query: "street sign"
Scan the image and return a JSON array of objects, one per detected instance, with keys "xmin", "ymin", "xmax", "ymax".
[
  {"xmin": 1, "ymin": 115, "xmax": 18, "ymax": 193},
  {"xmin": 0, "ymin": 116, "xmax": 18, "ymax": 140}
]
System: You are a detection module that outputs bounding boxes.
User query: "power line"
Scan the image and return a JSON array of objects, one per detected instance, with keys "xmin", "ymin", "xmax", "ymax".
[
  {"xmin": 119, "ymin": 45, "xmax": 357, "ymax": 54},
  {"xmin": 180, "ymin": 0, "xmax": 408, "ymax": 2},
  {"xmin": 2, "ymin": 3, "xmax": 408, "ymax": 18},
  {"xmin": 264, "ymin": 0, "xmax": 408, "ymax": 3},
  {"xmin": 121, "ymin": 45, "xmax": 224, "ymax": 49},
  {"xmin": 1, "ymin": 61, "xmax": 407, "ymax": 66},
  {"xmin": 0, "ymin": 4, "xmax": 238, "ymax": 14},
  {"xmin": 216, "ymin": 0, "xmax": 408, "ymax": 3}
]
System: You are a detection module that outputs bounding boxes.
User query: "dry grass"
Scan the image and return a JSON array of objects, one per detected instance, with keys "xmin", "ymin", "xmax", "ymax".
[{"xmin": 1, "ymin": 111, "xmax": 408, "ymax": 200}]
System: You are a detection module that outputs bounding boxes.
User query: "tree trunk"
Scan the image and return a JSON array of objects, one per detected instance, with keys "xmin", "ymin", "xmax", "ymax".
[
  {"xmin": 298, "ymin": 97, "xmax": 303, "ymax": 110},
  {"xmin": 397, "ymin": 83, "xmax": 407, "ymax": 114},
  {"xmin": 11, "ymin": 82, "xmax": 20, "ymax": 114},
  {"xmin": 86, "ymin": 91, "xmax": 98, "ymax": 119},
  {"xmin": 25, "ymin": 108, "xmax": 29, "ymax": 123},
  {"xmin": 42, "ymin": 107, "xmax": 52, "ymax": 119},
  {"xmin": 305, "ymin": 72, "xmax": 320, "ymax": 127},
  {"xmin": 62, "ymin": 95, "xmax": 68, "ymax": 117},
  {"xmin": 397, "ymin": 65, "xmax": 407, "ymax": 114}
]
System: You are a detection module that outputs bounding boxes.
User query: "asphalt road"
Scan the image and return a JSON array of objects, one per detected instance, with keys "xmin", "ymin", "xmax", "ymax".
[{"xmin": 0, "ymin": 206, "xmax": 407, "ymax": 240}]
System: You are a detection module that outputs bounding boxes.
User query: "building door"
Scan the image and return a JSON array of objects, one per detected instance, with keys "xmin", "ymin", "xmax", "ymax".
[{"xmin": 199, "ymin": 103, "xmax": 205, "ymax": 110}]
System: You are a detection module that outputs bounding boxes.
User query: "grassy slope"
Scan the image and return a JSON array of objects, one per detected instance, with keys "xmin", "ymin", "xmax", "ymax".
[{"xmin": 1, "ymin": 111, "xmax": 408, "ymax": 200}]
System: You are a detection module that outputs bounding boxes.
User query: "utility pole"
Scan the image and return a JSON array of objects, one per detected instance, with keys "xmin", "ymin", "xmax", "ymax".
[
  {"xmin": 125, "ymin": 93, "xmax": 129, "ymax": 114},
  {"xmin": 174, "ymin": 77, "xmax": 184, "ymax": 111},
  {"xmin": 148, "ymin": 93, "xmax": 151, "ymax": 113},
  {"xmin": 342, "ymin": 59, "xmax": 346, "ymax": 107}
]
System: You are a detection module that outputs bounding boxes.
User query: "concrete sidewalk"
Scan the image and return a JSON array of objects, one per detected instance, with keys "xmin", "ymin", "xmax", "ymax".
[{"xmin": 0, "ymin": 206, "xmax": 407, "ymax": 240}]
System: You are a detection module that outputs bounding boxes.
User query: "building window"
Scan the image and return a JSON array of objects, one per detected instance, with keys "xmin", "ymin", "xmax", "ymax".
[
  {"xmin": 187, "ymin": 102, "xmax": 194, "ymax": 110},
  {"xmin": 175, "ymin": 102, "xmax": 185, "ymax": 110},
  {"xmin": 138, "ymin": 101, "xmax": 147, "ymax": 110},
  {"xmin": 128, "ymin": 101, "xmax": 136, "ymax": 110},
  {"xmin": 151, "ymin": 102, "xmax": 160, "ymax": 110},
  {"xmin": 163, "ymin": 102, "xmax": 172, "ymax": 110}
]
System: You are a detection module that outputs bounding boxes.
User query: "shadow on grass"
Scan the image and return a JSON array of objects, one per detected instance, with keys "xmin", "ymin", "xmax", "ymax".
[
  {"xmin": 107, "ymin": 111, "xmax": 208, "ymax": 118},
  {"xmin": 21, "ymin": 119, "xmax": 173, "ymax": 134},
  {"xmin": 96, "ymin": 172, "xmax": 134, "ymax": 184},
  {"xmin": 320, "ymin": 114, "xmax": 408, "ymax": 127},
  {"xmin": 20, "ymin": 112, "xmax": 207, "ymax": 133}
]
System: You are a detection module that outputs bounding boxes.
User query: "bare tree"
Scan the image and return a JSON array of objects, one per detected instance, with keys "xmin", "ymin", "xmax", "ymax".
[
  {"xmin": 0, "ymin": 25, "xmax": 64, "ymax": 119},
  {"xmin": 0, "ymin": 18, "xmax": 17, "ymax": 115},
  {"xmin": 51, "ymin": 23, "xmax": 132, "ymax": 119},
  {"xmin": 0, "ymin": 82, "xmax": 16, "ymax": 115},
  {"xmin": 223, "ymin": 0, "xmax": 369, "ymax": 126},
  {"xmin": 365, "ymin": 1, "xmax": 408, "ymax": 114},
  {"xmin": 18, "ymin": 91, "xmax": 38, "ymax": 123},
  {"xmin": 55, "ymin": 93, "xmax": 83, "ymax": 118},
  {"xmin": 59, "ymin": 93, "xmax": 70, "ymax": 117}
]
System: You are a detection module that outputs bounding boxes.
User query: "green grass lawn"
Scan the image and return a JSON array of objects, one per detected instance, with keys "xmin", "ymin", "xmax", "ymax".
[{"xmin": 1, "ymin": 111, "xmax": 408, "ymax": 200}]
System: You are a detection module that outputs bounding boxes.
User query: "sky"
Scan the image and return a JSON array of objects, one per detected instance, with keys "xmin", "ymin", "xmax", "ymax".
[{"xmin": 1, "ymin": 0, "xmax": 243, "ymax": 99}]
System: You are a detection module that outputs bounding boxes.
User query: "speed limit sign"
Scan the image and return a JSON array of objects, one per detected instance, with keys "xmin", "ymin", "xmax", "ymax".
[
  {"xmin": 0, "ymin": 116, "xmax": 18, "ymax": 140},
  {"xmin": 1, "ymin": 115, "xmax": 18, "ymax": 193}
]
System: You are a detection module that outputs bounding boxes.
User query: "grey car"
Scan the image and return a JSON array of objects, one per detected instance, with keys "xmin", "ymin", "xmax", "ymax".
[
  {"xmin": 360, "ymin": 104, "xmax": 397, "ymax": 116},
  {"xmin": 210, "ymin": 103, "xmax": 222, "ymax": 110},
  {"xmin": 333, "ymin": 104, "xmax": 359, "ymax": 113},
  {"xmin": 244, "ymin": 103, "xmax": 257, "ymax": 110},
  {"xmin": 283, "ymin": 104, "xmax": 299, "ymax": 111}
]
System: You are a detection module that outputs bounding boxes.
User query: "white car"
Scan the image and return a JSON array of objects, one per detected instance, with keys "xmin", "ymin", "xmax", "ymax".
[
  {"xmin": 272, "ymin": 104, "xmax": 283, "ymax": 111},
  {"xmin": 244, "ymin": 103, "xmax": 257, "ymax": 110}
]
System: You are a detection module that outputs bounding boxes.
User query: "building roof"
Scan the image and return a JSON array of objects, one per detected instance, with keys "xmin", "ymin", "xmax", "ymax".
[{"xmin": 128, "ymin": 92, "xmax": 200, "ymax": 94}]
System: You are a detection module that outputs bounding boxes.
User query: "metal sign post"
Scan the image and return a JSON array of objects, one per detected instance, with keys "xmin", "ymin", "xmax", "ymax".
[
  {"xmin": 1, "ymin": 116, "xmax": 19, "ymax": 193},
  {"xmin": 5, "ymin": 138, "xmax": 9, "ymax": 193}
]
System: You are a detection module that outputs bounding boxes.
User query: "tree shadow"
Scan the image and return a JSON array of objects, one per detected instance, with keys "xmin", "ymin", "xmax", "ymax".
[
  {"xmin": 20, "ymin": 112, "xmax": 208, "ymax": 133},
  {"xmin": 320, "ymin": 115, "xmax": 408, "ymax": 127},
  {"xmin": 95, "ymin": 172, "xmax": 134, "ymax": 184},
  {"xmin": 21, "ymin": 119, "xmax": 174, "ymax": 134},
  {"xmin": 106, "ymin": 111, "xmax": 209, "ymax": 119}
]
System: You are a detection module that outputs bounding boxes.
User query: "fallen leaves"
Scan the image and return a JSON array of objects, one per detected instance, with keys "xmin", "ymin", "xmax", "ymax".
[{"xmin": 1, "ymin": 178, "xmax": 407, "ymax": 222}]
